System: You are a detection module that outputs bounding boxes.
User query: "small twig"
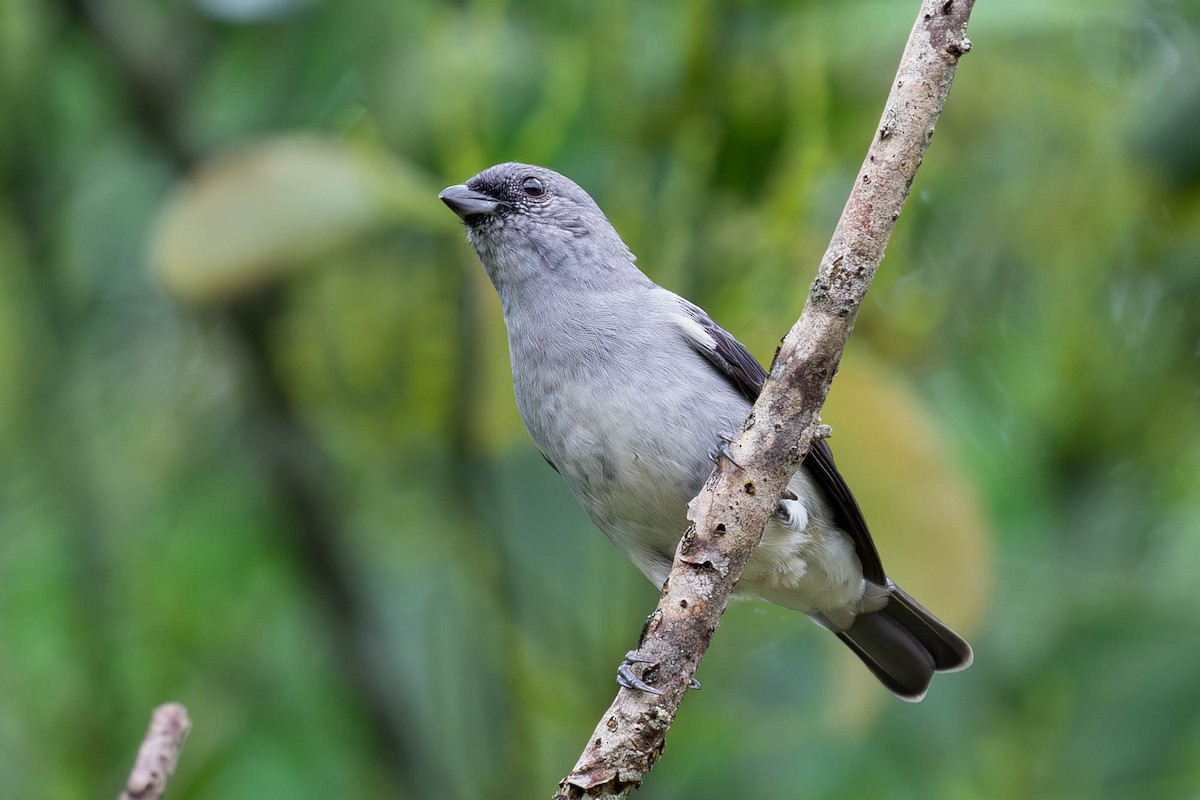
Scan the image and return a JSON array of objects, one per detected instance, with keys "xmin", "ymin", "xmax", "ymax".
[
  {"xmin": 555, "ymin": 1, "xmax": 975, "ymax": 797},
  {"xmin": 118, "ymin": 703, "xmax": 191, "ymax": 800}
]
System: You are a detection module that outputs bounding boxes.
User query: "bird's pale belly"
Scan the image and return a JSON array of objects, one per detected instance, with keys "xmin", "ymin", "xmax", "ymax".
[
  {"xmin": 519, "ymin": 362, "xmax": 866, "ymax": 622},
  {"xmin": 570, "ymin": 441, "xmax": 867, "ymax": 624}
]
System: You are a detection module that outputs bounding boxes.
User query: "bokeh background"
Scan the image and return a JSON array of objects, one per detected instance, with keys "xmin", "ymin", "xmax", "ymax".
[{"xmin": 2, "ymin": 0, "xmax": 1199, "ymax": 797}]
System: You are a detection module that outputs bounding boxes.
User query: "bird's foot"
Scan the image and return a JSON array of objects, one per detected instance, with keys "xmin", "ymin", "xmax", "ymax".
[
  {"xmin": 708, "ymin": 432, "xmax": 742, "ymax": 469},
  {"xmin": 616, "ymin": 651, "xmax": 701, "ymax": 695},
  {"xmin": 617, "ymin": 651, "xmax": 663, "ymax": 695}
]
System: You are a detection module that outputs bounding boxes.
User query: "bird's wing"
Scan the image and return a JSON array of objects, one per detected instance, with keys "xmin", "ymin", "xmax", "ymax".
[
  {"xmin": 676, "ymin": 301, "xmax": 886, "ymax": 584},
  {"xmin": 676, "ymin": 302, "xmax": 767, "ymax": 401},
  {"xmin": 803, "ymin": 436, "xmax": 885, "ymax": 583}
]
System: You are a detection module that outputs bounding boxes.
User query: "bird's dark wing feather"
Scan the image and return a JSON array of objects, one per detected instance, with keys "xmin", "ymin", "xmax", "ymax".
[
  {"xmin": 679, "ymin": 303, "xmax": 886, "ymax": 584},
  {"xmin": 681, "ymin": 303, "xmax": 768, "ymax": 401},
  {"xmin": 805, "ymin": 438, "xmax": 885, "ymax": 583}
]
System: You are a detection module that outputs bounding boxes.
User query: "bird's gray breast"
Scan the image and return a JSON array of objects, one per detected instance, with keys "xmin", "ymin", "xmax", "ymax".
[{"xmin": 504, "ymin": 291, "xmax": 749, "ymax": 568}]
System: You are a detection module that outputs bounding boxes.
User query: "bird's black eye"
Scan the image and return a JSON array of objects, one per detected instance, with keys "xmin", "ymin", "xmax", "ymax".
[{"xmin": 521, "ymin": 176, "xmax": 545, "ymax": 197}]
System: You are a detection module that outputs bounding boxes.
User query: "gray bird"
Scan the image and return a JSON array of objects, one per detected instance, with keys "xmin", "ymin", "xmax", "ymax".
[{"xmin": 440, "ymin": 162, "xmax": 972, "ymax": 700}]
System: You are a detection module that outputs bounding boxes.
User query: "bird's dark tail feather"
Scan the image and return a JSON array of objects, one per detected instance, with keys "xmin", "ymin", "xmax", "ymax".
[{"xmin": 835, "ymin": 582, "xmax": 973, "ymax": 702}]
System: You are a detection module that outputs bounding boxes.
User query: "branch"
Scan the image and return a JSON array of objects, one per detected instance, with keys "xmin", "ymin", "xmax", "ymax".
[
  {"xmin": 554, "ymin": 2, "xmax": 975, "ymax": 797},
  {"xmin": 118, "ymin": 703, "xmax": 191, "ymax": 800}
]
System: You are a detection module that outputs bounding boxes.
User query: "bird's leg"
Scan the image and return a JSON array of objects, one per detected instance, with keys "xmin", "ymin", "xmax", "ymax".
[
  {"xmin": 712, "ymin": 439, "xmax": 806, "ymax": 533},
  {"xmin": 708, "ymin": 431, "xmax": 742, "ymax": 469},
  {"xmin": 616, "ymin": 651, "xmax": 702, "ymax": 695},
  {"xmin": 617, "ymin": 651, "xmax": 664, "ymax": 695}
]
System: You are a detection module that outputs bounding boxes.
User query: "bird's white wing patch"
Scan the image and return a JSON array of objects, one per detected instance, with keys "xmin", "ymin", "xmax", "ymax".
[
  {"xmin": 674, "ymin": 309, "xmax": 718, "ymax": 354},
  {"xmin": 672, "ymin": 298, "xmax": 768, "ymax": 401}
]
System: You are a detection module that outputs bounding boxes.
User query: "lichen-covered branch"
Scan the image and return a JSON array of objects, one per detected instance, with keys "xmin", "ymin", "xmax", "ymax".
[
  {"xmin": 117, "ymin": 704, "xmax": 191, "ymax": 800},
  {"xmin": 554, "ymin": 2, "xmax": 975, "ymax": 797}
]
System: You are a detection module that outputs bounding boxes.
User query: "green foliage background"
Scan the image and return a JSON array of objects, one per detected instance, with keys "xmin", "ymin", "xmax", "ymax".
[{"xmin": 2, "ymin": 0, "xmax": 1199, "ymax": 798}]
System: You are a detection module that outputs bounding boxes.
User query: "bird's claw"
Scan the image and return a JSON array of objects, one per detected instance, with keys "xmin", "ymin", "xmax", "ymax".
[
  {"xmin": 617, "ymin": 651, "xmax": 664, "ymax": 695},
  {"xmin": 615, "ymin": 650, "xmax": 701, "ymax": 695},
  {"xmin": 708, "ymin": 432, "xmax": 743, "ymax": 469}
]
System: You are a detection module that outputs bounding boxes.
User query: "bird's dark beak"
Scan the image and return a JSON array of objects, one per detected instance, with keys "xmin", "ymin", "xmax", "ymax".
[{"xmin": 439, "ymin": 184, "xmax": 501, "ymax": 221}]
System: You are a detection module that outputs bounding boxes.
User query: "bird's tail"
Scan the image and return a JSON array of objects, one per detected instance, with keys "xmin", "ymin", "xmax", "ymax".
[{"xmin": 835, "ymin": 581, "xmax": 973, "ymax": 702}]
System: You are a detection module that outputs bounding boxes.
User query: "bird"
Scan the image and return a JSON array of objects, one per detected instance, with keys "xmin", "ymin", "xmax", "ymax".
[{"xmin": 439, "ymin": 162, "xmax": 972, "ymax": 700}]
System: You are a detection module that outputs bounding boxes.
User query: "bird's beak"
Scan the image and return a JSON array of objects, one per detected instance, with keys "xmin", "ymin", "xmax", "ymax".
[{"xmin": 439, "ymin": 185, "xmax": 501, "ymax": 220}]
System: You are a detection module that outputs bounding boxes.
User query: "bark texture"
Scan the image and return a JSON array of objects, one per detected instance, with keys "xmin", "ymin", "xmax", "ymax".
[
  {"xmin": 117, "ymin": 704, "xmax": 191, "ymax": 800},
  {"xmin": 554, "ymin": 2, "xmax": 975, "ymax": 797}
]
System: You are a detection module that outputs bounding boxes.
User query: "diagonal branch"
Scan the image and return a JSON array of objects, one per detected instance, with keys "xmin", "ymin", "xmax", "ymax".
[{"xmin": 554, "ymin": 2, "xmax": 975, "ymax": 797}]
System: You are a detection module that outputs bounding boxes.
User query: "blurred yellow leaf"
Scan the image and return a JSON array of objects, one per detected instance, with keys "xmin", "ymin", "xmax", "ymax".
[
  {"xmin": 150, "ymin": 136, "xmax": 450, "ymax": 304},
  {"xmin": 820, "ymin": 352, "xmax": 993, "ymax": 730}
]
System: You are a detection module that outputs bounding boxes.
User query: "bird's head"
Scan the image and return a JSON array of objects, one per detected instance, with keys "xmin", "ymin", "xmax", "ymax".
[{"xmin": 439, "ymin": 162, "xmax": 637, "ymax": 295}]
